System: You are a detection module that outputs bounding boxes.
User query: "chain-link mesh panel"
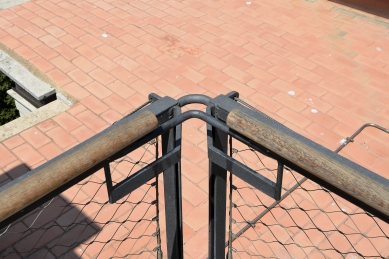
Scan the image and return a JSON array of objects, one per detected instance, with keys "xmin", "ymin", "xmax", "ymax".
[
  {"xmin": 227, "ymin": 137, "xmax": 389, "ymax": 258},
  {"xmin": 0, "ymin": 139, "xmax": 163, "ymax": 259}
]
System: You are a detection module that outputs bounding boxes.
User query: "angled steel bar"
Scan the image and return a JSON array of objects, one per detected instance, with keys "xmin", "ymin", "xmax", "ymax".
[
  {"xmin": 208, "ymin": 145, "xmax": 278, "ymax": 199},
  {"xmin": 109, "ymin": 146, "xmax": 181, "ymax": 203}
]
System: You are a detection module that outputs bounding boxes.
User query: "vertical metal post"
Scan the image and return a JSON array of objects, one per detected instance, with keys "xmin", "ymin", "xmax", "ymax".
[
  {"xmin": 275, "ymin": 162, "xmax": 284, "ymax": 201},
  {"xmin": 154, "ymin": 139, "xmax": 163, "ymax": 259},
  {"xmin": 162, "ymin": 106, "xmax": 184, "ymax": 259},
  {"xmin": 208, "ymin": 106, "xmax": 228, "ymax": 259},
  {"xmin": 227, "ymin": 136, "xmax": 233, "ymax": 259},
  {"xmin": 103, "ymin": 163, "xmax": 113, "ymax": 203}
]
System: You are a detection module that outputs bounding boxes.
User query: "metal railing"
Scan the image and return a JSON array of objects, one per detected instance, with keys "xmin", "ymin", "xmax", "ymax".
[
  {"xmin": 0, "ymin": 92, "xmax": 388, "ymax": 258},
  {"xmin": 226, "ymin": 122, "xmax": 389, "ymax": 258}
]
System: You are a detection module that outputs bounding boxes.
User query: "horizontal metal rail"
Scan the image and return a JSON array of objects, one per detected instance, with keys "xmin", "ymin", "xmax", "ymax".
[
  {"xmin": 226, "ymin": 109, "xmax": 389, "ymax": 218},
  {"xmin": 0, "ymin": 111, "xmax": 158, "ymax": 224}
]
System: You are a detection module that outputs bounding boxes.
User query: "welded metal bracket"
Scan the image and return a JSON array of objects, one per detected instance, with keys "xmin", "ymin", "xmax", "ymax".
[
  {"xmin": 102, "ymin": 97, "xmax": 184, "ymax": 259},
  {"xmin": 104, "ymin": 145, "xmax": 181, "ymax": 203},
  {"xmin": 207, "ymin": 95, "xmax": 284, "ymax": 201},
  {"xmin": 103, "ymin": 96, "xmax": 181, "ymax": 203}
]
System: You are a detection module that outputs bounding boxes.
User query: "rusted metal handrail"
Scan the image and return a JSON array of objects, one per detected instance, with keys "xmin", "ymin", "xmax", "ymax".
[
  {"xmin": 0, "ymin": 111, "xmax": 158, "ymax": 223},
  {"xmin": 227, "ymin": 109, "xmax": 389, "ymax": 218}
]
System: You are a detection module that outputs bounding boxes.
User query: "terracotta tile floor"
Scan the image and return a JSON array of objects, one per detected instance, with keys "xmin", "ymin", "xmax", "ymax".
[{"xmin": 1, "ymin": 0, "xmax": 389, "ymax": 258}]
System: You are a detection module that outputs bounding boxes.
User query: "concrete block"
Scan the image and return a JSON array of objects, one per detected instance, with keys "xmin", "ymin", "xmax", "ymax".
[
  {"xmin": 0, "ymin": 50, "xmax": 55, "ymax": 101},
  {"xmin": 7, "ymin": 89, "xmax": 37, "ymax": 116}
]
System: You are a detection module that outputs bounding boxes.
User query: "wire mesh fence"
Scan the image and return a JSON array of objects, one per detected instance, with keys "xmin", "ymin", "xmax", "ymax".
[
  {"xmin": 0, "ymin": 139, "xmax": 163, "ymax": 259},
  {"xmin": 227, "ymin": 132, "xmax": 389, "ymax": 258}
]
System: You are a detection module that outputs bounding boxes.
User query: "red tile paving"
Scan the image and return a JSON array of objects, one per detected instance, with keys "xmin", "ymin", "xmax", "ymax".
[{"xmin": 1, "ymin": 0, "xmax": 389, "ymax": 257}]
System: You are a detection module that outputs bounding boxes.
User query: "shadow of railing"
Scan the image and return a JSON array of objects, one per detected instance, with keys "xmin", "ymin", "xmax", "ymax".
[
  {"xmin": 0, "ymin": 163, "xmax": 101, "ymax": 258},
  {"xmin": 1, "ymin": 149, "xmax": 161, "ymax": 259}
]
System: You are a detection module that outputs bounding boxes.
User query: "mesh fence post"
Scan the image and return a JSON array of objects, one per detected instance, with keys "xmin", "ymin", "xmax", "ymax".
[
  {"xmin": 162, "ymin": 106, "xmax": 184, "ymax": 259},
  {"xmin": 208, "ymin": 106, "xmax": 228, "ymax": 259}
]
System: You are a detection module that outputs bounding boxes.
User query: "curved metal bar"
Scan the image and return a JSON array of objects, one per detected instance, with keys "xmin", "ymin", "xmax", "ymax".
[
  {"xmin": 160, "ymin": 109, "xmax": 229, "ymax": 132},
  {"xmin": 337, "ymin": 123, "xmax": 389, "ymax": 152},
  {"xmin": 177, "ymin": 94, "xmax": 212, "ymax": 107}
]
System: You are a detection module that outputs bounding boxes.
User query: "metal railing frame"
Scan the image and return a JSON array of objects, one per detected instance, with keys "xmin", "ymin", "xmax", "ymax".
[
  {"xmin": 224, "ymin": 119, "xmax": 389, "ymax": 249},
  {"xmin": 1, "ymin": 92, "xmax": 389, "ymax": 259}
]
